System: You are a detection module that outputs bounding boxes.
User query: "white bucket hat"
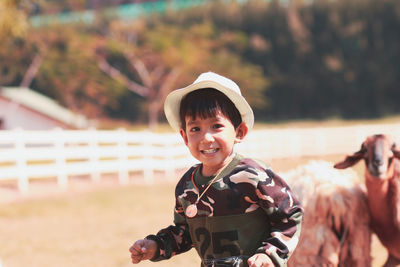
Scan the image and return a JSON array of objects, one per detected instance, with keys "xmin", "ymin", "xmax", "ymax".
[{"xmin": 164, "ymin": 71, "xmax": 254, "ymax": 131}]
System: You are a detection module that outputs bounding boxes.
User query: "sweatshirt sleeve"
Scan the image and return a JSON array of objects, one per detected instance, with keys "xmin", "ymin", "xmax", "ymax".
[
  {"xmin": 255, "ymin": 168, "xmax": 304, "ymax": 266},
  {"xmin": 146, "ymin": 176, "xmax": 194, "ymax": 261}
]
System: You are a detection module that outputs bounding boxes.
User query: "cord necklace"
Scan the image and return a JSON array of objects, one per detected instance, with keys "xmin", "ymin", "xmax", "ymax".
[{"xmin": 185, "ymin": 156, "xmax": 234, "ymax": 218}]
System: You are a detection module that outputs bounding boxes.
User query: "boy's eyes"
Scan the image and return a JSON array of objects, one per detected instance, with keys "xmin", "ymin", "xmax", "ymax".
[
  {"xmin": 189, "ymin": 126, "xmax": 200, "ymax": 132},
  {"xmin": 188, "ymin": 124, "xmax": 223, "ymax": 132}
]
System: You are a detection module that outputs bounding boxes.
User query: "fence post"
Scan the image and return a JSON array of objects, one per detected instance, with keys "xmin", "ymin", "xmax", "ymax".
[
  {"xmin": 287, "ymin": 130, "xmax": 301, "ymax": 158},
  {"xmin": 396, "ymin": 125, "xmax": 400, "ymax": 143},
  {"xmin": 15, "ymin": 128, "xmax": 29, "ymax": 194},
  {"xmin": 164, "ymin": 135, "xmax": 176, "ymax": 182},
  {"xmin": 54, "ymin": 128, "xmax": 68, "ymax": 189},
  {"xmin": 117, "ymin": 128, "xmax": 129, "ymax": 185},
  {"xmin": 314, "ymin": 128, "xmax": 327, "ymax": 156},
  {"xmin": 143, "ymin": 131, "xmax": 154, "ymax": 183},
  {"xmin": 89, "ymin": 128, "xmax": 101, "ymax": 183},
  {"xmin": 257, "ymin": 131, "xmax": 269, "ymax": 159}
]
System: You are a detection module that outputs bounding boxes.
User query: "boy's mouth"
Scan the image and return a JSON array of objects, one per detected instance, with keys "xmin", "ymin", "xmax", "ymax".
[{"xmin": 201, "ymin": 148, "xmax": 219, "ymax": 154}]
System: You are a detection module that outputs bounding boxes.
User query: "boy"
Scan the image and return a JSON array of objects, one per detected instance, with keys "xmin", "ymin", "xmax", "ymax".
[{"xmin": 129, "ymin": 72, "xmax": 303, "ymax": 267}]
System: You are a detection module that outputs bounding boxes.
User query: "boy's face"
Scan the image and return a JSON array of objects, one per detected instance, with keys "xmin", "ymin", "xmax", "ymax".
[{"xmin": 179, "ymin": 110, "xmax": 248, "ymax": 176}]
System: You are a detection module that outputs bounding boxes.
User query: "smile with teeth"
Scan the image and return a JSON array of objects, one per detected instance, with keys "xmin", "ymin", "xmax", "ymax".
[{"xmin": 201, "ymin": 148, "xmax": 219, "ymax": 154}]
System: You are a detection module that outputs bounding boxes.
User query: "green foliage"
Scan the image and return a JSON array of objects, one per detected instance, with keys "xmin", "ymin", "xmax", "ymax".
[
  {"xmin": 0, "ymin": 0, "xmax": 29, "ymax": 37},
  {"xmin": 238, "ymin": 0, "xmax": 400, "ymax": 120},
  {"xmin": 1, "ymin": 0, "xmax": 399, "ymax": 125},
  {"xmin": 32, "ymin": 24, "xmax": 126, "ymax": 117}
]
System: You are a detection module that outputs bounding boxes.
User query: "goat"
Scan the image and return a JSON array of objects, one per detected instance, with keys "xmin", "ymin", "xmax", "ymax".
[
  {"xmin": 334, "ymin": 134, "xmax": 400, "ymax": 267},
  {"xmin": 282, "ymin": 160, "xmax": 371, "ymax": 267}
]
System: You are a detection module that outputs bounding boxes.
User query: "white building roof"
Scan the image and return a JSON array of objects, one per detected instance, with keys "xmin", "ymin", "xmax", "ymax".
[{"xmin": 0, "ymin": 87, "xmax": 88, "ymax": 129}]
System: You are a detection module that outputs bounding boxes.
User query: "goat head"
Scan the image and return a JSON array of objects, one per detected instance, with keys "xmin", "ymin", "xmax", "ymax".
[{"xmin": 334, "ymin": 134, "xmax": 400, "ymax": 179}]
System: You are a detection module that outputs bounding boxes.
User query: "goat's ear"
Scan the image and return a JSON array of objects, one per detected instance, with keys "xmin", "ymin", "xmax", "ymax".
[
  {"xmin": 334, "ymin": 147, "xmax": 366, "ymax": 169},
  {"xmin": 392, "ymin": 143, "xmax": 400, "ymax": 159}
]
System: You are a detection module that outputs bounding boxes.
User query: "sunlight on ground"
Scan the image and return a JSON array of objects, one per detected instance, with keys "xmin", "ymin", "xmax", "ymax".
[{"xmin": 0, "ymin": 154, "xmax": 390, "ymax": 267}]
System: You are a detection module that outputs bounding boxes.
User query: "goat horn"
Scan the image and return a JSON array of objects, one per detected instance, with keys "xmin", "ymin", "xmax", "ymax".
[{"xmin": 392, "ymin": 143, "xmax": 400, "ymax": 159}]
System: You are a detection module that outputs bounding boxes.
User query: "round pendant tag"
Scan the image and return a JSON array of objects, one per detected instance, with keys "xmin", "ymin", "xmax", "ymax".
[{"xmin": 186, "ymin": 204, "xmax": 198, "ymax": 218}]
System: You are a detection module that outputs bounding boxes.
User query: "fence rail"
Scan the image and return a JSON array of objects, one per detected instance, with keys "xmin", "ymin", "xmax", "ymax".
[{"xmin": 1, "ymin": 123, "xmax": 399, "ymax": 193}]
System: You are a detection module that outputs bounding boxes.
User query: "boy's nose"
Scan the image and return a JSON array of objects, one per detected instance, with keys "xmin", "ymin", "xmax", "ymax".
[{"xmin": 202, "ymin": 132, "xmax": 214, "ymax": 143}]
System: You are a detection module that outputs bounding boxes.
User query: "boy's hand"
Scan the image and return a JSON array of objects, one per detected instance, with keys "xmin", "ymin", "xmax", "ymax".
[
  {"xmin": 129, "ymin": 239, "xmax": 158, "ymax": 264},
  {"xmin": 247, "ymin": 253, "xmax": 275, "ymax": 267}
]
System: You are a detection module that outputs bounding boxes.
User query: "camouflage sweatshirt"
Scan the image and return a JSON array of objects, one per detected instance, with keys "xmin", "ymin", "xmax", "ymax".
[{"xmin": 146, "ymin": 153, "xmax": 303, "ymax": 267}]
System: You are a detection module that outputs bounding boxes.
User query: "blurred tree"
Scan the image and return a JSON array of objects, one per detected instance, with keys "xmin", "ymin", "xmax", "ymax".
[
  {"xmin": 96, "ymin": 17, "xmax": 268, "ymax": 129},
  {"xmin": 19, "ymin": 27, "xmax": 49, "ymax": 88},
  {"xmin": 240, "ymin": 0, "xmax": 400, "ymax": 120},
  {"xmin": 95, "ymin": 20, "xmax": 182, "ymax": 130},
  {"xmin": 0, "ymin": 37, "xmax": 29, "ymax": 86},
  {"xmin": 32, "ymin": 24, "xmax": 126, "ymax": 117},
  {"xmin": 0, "ymin": 0, "xmax": 31, "ymax": 85},
  {"xmin": 160, "ymin": 3, "xmax": 270, "ymax": 110},
  {"xmin": 0, "ymin": 0, "xmax": 51, "ymax": 89},
  {"xmin": 2, "ymin": 0, "xmax": 399, "ymax": 125},
  {"xmin": 0, "ymin": 0, "xmax": 30, "ymax": 38}
]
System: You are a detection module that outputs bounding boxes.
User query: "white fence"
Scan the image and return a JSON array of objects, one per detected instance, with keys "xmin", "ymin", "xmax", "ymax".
[
  {"xmin": 239, "ymin": 122, "xmax": 400, "ymax": 159},
  {"xmin": 1, "ymin": 123, "xmax": 399, "ymax": 193},
  {"xmin": 0, "ymin": 128, "xmax": 197, "ymax": 193}
]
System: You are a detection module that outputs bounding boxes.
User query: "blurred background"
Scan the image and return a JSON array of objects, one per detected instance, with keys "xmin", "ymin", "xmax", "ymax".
[
  {"xmin": 0, "ymin": 0, "xmax": 400, "ymax": 266},
  {"xmin": 1, "ymin": 0, "xmax": 399, "ymax": 130}
]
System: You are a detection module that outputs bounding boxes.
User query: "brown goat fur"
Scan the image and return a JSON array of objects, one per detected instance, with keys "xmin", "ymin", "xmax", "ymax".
[
  {"xmin": 282, "ymin": 161, "xmax": 371, "ymax": 267},
  {"xmin": 334, "ymin": 134, "xmax": 400, "ymax": 267}
]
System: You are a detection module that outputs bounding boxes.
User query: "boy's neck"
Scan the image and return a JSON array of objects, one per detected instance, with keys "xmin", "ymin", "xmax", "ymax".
[
  {"xmin": 196, "ymin": 153, "xmax": 241, "ymax": 184},
  {"xmin": 201, "ymin": 153, "xmax": 236, "ymax": 177}
]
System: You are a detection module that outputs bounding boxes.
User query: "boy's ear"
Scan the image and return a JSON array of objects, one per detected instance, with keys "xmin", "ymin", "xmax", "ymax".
[
  {"xmin": 179, "ymin": 128, "xmax": 188, "ymax": 146},
  {"xmin": 235, "ymin": 123, "xmax": 248, "ymax": 144}
]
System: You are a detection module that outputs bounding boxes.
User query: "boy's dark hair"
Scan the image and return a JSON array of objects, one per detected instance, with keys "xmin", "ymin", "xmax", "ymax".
[{"xmin": 179, "ymin": 88, "xmax": 242, "ymax": 130}]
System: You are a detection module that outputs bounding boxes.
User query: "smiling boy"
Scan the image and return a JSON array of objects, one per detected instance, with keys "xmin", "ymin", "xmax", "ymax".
[{"xmin": 129, "ymin": 72, "xmax": 303, "ymax": 267}]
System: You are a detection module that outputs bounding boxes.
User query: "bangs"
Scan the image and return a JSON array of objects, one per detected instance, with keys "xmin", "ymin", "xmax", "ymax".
[
  {"xmin": 179, "ymin": 88, "xmax": 242, "ymax": 130},
  {"xmin": 184, "ymin": 97, "xmax": 221, "ymax": 122}
]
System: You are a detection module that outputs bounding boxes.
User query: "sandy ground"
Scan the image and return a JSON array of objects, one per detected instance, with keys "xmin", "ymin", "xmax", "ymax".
[
  {"xmin": 0, "ymin": 169, "xmax": 388, "ymax": 267},
  {"xmin": 0, "ymin": 169, "xmax": 188, "ymax": 204},
  {"xmin": 0, "ymin": 173, "xmax": 150, "ymax": 203}
]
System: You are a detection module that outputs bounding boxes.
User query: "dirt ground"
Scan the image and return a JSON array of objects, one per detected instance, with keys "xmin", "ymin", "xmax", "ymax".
[
  {"xmin": 0, "ymin": 170, "xmax": 180, "ymax": 204},
  {"xmin": 0, "ymin": 160, "xmax": 388, "ymax": 267}
]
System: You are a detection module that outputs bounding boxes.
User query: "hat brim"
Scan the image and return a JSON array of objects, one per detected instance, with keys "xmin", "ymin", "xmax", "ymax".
[{"xmin": 164, "ymin": 80, "xmax": 254, "ymax": 131}]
